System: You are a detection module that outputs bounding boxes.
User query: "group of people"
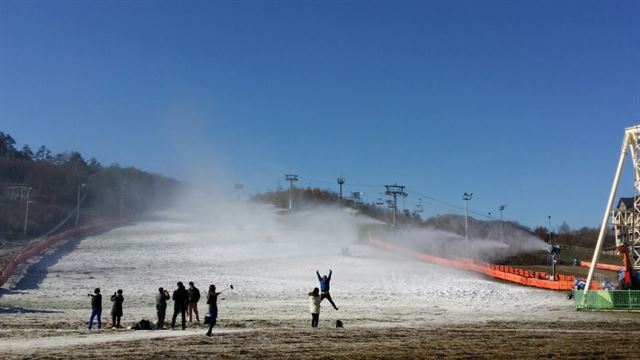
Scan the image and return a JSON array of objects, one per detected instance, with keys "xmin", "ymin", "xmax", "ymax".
[
  {"xmin": 88, "ymin": 281, "xmax": 221, "ymax": 336},
  {"xmin": 87, "ymin": 288, "xmax": 124, "ymax": 330},
  {"xmin": 87, "ymin": 269, "xmax": 340, "ymax": 334},
  {"xmin": 308, "ymin": 270, "xmax": 339, "ymax": 328}
]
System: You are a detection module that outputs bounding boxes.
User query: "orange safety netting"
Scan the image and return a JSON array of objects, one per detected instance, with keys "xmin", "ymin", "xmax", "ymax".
[
  {"xmin": 369, "ymin": 237, "xmax": 600, "ymax": 291},
  {"xmin": 0, "ymin": 220, "xmax": 128, "ymax": 287}
]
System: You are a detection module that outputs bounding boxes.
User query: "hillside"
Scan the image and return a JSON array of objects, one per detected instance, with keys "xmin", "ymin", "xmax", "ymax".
[{"xmin": 0, "ymin": 131, "xmax": 181, "ymax": 240}]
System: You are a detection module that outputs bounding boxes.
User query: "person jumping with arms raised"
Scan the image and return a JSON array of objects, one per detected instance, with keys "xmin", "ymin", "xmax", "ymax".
[{"xmin": 316, "ymin": 269, "xmax": 338, "ymax": 310}]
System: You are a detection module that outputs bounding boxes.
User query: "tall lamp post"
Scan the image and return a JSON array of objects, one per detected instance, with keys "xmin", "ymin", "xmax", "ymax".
[
  {"xmin": 547, "ymin": 215, "xmax": 552, "ymax": 244},
  {"xmin": 23, "ymin": 187, "xmax": 32, "ymax": 234},
  {"xmin": 498, "ymin": 204, "xmax": 507, "ymax": 243},
  {"xmin": 463, "ymin": 192, "xmax": 473, "ymax": 241},
  {"xmin": 75, "ymin": 183, "xmax": 86, "ymax": 227}
]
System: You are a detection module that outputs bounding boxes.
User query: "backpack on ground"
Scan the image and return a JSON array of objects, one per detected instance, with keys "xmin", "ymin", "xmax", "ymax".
[{"xmin": 134, "ymin": 319, "xmax": 152, "ymax": 330}]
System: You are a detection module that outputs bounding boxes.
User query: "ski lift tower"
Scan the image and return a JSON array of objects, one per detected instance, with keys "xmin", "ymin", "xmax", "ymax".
[
  {"xmin": 385, "ymin": 184, "xmax": 407, "ymax": 227},
  {"xmin": 285, "ymin": 174, "xmax": 298, "ymax": 211},
  {"xmin": 586, "ymin": 125, "xmax": 640, "ymax": 291}
]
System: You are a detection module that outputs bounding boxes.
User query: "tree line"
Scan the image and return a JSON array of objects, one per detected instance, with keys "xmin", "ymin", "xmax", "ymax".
[{"xmin": 0, "ymin": 131, "xmax": 181, "ymax": 240}]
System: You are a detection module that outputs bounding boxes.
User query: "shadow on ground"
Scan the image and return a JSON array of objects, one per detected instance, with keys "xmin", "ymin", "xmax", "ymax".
[
  {"xmin": 0, "ymin": 228, "xmax": 116, "ymax": 297},
  {"xmin": 0, "ymin": 307, "xmax": 62, "ymax": 314}
]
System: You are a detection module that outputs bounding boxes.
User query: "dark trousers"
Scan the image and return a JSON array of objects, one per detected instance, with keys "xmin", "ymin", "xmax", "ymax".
[
  {"xmin": 320, "ymin": 292, "xmax": 338, "ymax": 310},
  {"xmin": 112, "ymin": 315, "xmax": 121, "ymax": 328},
  {"xmin": 157, "ymin": 306, "xmax": 167, "ymax": 329},
  {"xmin": 88, "ymin": 307, "xmax": 102, "ymax": 329},
  {"xmin": 206, "ymin": 318, "xmax": 217, "ymax": 335},
  {"xmin": 172, "ymin": 306, "xmax": 186, "ymax": 330},
  {"xmin": 311, "ymin": 313, "xmax": 319, "ymax": 327}
]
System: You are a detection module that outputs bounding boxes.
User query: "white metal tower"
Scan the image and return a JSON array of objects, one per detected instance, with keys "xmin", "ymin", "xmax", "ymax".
[{"xmin": 586, "ymin": 125, "xmax": 640, "ymax": 291}]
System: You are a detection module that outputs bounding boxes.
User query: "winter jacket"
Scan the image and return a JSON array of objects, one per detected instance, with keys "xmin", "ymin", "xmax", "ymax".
[
  {"xmin": 90, "ymin": 294, "xmax": 102, "ymax": 309},
  {"xmin": 317, "ymin": 270, "xmax": 332, "ymax": 292},
  {"xmin": 188, "ymin": 286, "xmax": 201, "ymax": 303},
  {"xmin": 111, "ymin": 294, "xmax": 124, "ymax": 316},
  {"xmin": 207, "ymin": 292, "xmax": 220, "ymax": 313},
  {"xmin": 172, "ymin": 287, "xmax": 189, "ymax": 310},
  {"xmin": 156, "ymin": 291, "xmax": 170, "ymax": 310},
  {"xmin": 308, "ymin": 295, "xmax": 321, "ymax": 314}
]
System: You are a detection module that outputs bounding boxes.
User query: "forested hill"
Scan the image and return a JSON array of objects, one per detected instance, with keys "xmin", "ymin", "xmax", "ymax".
[{"xmin": 0, "ymin": 131, "xmax": 181, "ymax": 239}]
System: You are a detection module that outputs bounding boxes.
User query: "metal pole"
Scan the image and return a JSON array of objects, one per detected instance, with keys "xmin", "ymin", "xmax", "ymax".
[
  {"xmin": 464, "ymin": 199, "xmax": 469, "ymax": 241},
  {"xmin": 75, "ymin": 184, "xmax": 81, "ymax": 227},
  {"xmin": 392, "ymin": 193, "xmax": 397, "ymax": 227},
  {"xmin": 498, "ymin": 204, "xmax": 506, "ymax": 243},
  {"xmin": 120, "ymin": 187, "xmax": 124, "ymax": 219},
  {"xmin": 585, "ymin": 133, "xmax": 629, "ymax": 292},
  {"xmin": 548, "ymin": 216, "xmax": 552, "ymax": 244},
  {"xmin": 23, "ymin": 187, "xmax": 31, "ymax": 234},
  {"xmin": 75, "ymin": 183, "xmax": 85, "ymax": 227},
  {"xmin": 463, "ymin": 193, "xmax": 472, "ymax": 241}
]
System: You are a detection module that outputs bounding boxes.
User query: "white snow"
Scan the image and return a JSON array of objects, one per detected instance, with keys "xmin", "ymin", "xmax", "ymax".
[{"xmin": 0, "ymin": 202, "xmax": 620, "ymax": 351}]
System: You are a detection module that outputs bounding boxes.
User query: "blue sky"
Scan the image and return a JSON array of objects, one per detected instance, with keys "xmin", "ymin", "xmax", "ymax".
[{"xmin": 1, "ymin": 1, "xmax": 638, "ymax": 229}]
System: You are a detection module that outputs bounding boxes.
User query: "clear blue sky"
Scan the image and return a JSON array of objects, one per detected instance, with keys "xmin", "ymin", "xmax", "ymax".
[{"xmin": 1, "ymin": 1, "xmax": 638, "ymax": 229}]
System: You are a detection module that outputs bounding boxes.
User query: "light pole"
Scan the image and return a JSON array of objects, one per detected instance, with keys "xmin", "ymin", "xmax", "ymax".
[
  {"xmin": 75, "ymin": 183, "xmax": 86, "ymax": 227},
  {"xmin": 337, "ymin": 176, "xmax": 345, "ymax": 199},
  {"xmin": 285, "ymin": 174, "xmax": 298, "ymax": 210},
  {"xmin": 120, "ymin": 186, "xmax": 125, "ymax": 219},
  {"xmin": 498, "ymin": 204, "xmax": 507, "ymax": 243},
  {"xmin": 547, "ymin": 215, "xmax": 552, "ymax": 244},
  {"xmin": 23, "ymin": 187, "xmax": 32, "ymax": 234},
  {"xmin": 463, "ymin": 192, "xmax": 473, "ymax": 241}
]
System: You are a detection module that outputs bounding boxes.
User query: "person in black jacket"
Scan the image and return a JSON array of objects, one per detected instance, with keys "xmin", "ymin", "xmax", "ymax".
[
  {"xmin": 171, "ymin": 282, "xmax": 189, "ymax": 330},
  {"xmin": 188, "ymin": 281, "xmax": 201, "ymax": 323},
  {"xmin": 156, "ymin": 287, "xmax": 170, "ymax": 329},
  {"xmin": 110, "ymin": 289, "xmax": 124, "ymax": 329},
  {"xmin": 205, "ymin": 284, "xmax": 223, "ymax": 336},
  {"xmin": 87, "ymin": 287, "xmax": 102, "ymax": 330}
]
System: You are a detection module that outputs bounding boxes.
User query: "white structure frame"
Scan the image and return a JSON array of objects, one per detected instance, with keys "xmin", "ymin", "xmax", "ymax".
[{"xmin": 586, "ymin": 125, "xmax": 640, "ymax": 291}]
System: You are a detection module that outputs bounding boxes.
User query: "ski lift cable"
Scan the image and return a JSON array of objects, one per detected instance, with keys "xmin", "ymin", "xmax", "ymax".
[
  {"xmin": 297, "ymin": 175, "xmax": 384, "ymax": 188},
  {"xmin": 405, "ymin": 188, "xmax": 494, "ymax": 220}
]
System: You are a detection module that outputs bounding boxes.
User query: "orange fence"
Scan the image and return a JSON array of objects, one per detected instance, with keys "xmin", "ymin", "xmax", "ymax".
[
  {"xmin": 579, "ymin": 260, "xmax": 622, "ymax": 272},
  {"xmin": 0, "ymin": 220, "xmax": 128, "ymax": 288},
  {"xmin": 369, "ymin": 237, "xmax": 600, "ymax": 291}
]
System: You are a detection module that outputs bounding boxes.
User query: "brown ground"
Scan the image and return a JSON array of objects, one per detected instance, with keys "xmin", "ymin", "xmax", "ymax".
[{"xmin": 3, "ymin": 320, "xmax": 640, "ymax": 359}]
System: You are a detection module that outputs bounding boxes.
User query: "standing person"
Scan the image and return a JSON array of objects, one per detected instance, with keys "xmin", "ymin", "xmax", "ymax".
[
  {"xmin": 187, "ymin": 281, "xmax": 201, "ymax": 323},
  {"xmin": 156, "ymin": 287, "xmax": 170, "ymax": 329},
  {"xmin": 171, "ymin": 282, "xmax": 189, "ymax": 330},
  {"xmin": 110, "ymin": 289, "xmax": 124, "ymax": 329},
  {"xmin": 308, "ymin": 287, "xmax": 321, "ymax": 328},
  {"xmin": 205, "ymin": 284, "xmax": 223, "ymax": 337},
  {"xmin": 87, "ymin": 288, "xmax": 102, "ymax": 330},
  {"xmin": 316, "ymin": 270, "xmax": 339, "ymax": 310}
]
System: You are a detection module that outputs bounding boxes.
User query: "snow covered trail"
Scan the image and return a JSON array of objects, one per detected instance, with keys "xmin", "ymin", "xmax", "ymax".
[{"xmin": 0, "ymin": 205, "xmax": 615, "ymax": 335}]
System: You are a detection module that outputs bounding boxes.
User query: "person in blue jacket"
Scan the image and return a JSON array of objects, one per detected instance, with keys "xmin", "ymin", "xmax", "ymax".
[{"xmin": 316, "ymin": 270, "xmax": 338, "ymax": 310}]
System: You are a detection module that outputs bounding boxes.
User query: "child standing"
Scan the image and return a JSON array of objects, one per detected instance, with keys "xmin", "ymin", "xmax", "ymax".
[{"xmin": 308, "ymin": 287, "xmax": 321, "ymax": 327}]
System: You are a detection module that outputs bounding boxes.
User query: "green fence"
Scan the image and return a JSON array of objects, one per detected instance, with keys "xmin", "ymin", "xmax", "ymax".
[{"xmin": 574, "ymin": 290, "xmax": 640, "ymax": 310}]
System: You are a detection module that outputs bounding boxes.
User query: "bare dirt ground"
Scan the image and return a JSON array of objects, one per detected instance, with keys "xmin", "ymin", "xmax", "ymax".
[{"xmin": 2, "ymin": 320, "xmax": 640, "ymax": 359}]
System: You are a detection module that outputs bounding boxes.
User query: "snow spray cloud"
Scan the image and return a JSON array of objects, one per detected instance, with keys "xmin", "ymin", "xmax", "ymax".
[{"xmin": 373, "ymin": 224, "xmax": 550, "ymax": 262}]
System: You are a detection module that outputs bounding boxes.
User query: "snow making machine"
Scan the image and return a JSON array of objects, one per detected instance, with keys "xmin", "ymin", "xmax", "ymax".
[{"xmin": 576, "ymin": 125, "xmax": 640, "ymax": 310}]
